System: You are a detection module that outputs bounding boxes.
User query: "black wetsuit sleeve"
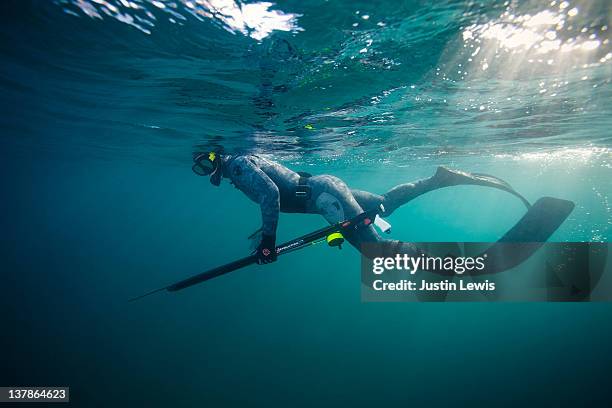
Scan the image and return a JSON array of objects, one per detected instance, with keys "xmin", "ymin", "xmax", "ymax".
[{"xmin": 229, "ymin": 156, "xmax": 280, "ymax": 236}]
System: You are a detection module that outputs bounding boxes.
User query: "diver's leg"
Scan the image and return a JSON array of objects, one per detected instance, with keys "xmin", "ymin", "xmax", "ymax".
[
  {"xmin": 308, "ymin": 176, "xmax": 419, "ymax": 258},
  {"xmin": 352, "ymin": 167, "xmax": 506, "ymax": 217},
  {"xmin": 351, "ymin": 189, "xmax": 384, "ymax": 212},
  {"xmin": 308, "ymin": 178, "xmax": 571, "ymax": 275},
  {"xmin": 382, "ymin": 166, "xmax": 530, "ymax": 216},
  {"xmin": 381, "ymin": 172, "xmax": 443, "ymax": 216},
  {"xmin": 308, "ymin": 176, "xmax": 381, "ymax": 245}
]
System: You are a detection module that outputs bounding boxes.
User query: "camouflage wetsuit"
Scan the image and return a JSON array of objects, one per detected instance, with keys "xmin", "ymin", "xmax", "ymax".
[{"xmin": 221, "ymin": 155, "xmax": 525, "ymax": 256}]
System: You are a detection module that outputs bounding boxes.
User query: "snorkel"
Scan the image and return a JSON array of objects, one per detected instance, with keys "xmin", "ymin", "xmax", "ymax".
[{"xmin": 209, "ymin": 153, "xmax": 222, "ymax": 186}]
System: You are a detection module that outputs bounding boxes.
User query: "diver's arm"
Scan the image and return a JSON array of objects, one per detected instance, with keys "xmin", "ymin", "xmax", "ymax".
[{"xmin": 230, "ymin": 157, "xmax": 280, "ymax": 237}]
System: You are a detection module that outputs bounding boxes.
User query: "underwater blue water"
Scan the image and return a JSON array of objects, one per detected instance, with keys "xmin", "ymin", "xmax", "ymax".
[{"xmin": 1, "ymin": 0, "xmax": 612, "ymax": 406}]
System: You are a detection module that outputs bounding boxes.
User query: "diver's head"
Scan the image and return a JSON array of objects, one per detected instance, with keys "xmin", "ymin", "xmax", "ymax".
[{"xmin": 192, "ymin": 150, "xmax": 223, "ymax": 186}]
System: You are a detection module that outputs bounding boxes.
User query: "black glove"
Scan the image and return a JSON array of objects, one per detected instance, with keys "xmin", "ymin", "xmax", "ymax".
[{"xmin": 255, "ymin": 234, "xmax": 277, "ymax": 264}]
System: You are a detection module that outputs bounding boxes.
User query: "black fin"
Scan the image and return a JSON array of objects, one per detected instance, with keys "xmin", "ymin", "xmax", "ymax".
[
  {"xmin": 465, "ymin": 197, "xmax": 575, "ymax": 274},
  {"xmin": 497, "ymin": 197, "xmax": 574, "ymax": 242},
  {"xmin": 435, "ymin": 166, "xmax": 531, "ymax": 208}
]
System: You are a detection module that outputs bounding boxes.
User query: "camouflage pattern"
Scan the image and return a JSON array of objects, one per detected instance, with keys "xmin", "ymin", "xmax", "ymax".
[{"xmin": 222, "ymin": 154, "xmax": 434, "ymax": 256}]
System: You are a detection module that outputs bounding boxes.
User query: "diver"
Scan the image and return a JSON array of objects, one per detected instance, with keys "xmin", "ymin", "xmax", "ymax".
[
  {"xmin": 128, "ymin": 148, "xmax": 575, "ymax": 301},
  {"xmin": 191, "ymin": 149, "xmax": 566, "ymax": 266}
]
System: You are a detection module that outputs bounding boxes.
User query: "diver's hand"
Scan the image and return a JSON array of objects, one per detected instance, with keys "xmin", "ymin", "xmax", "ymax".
[{"xmin": 255, "ymin": 234, "xmax": 277, "ymax": 264}]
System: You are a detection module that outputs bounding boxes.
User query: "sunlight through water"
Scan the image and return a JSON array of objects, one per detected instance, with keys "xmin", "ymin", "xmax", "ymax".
[
  {"xmin": 54, "ymin": 0, "xmax": 302, "ymax": 39},
  {"xmin": 459, "ymin": 0, "xmax": 610, "ymax": 78}
]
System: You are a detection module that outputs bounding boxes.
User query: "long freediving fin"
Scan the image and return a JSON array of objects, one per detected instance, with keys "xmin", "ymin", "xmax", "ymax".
[
  {"xmin": 497, "ymin": 196, "xmax": 574, "ymax": 242},
  {"xmin": 465, "ymin": 196, "xmax": 575, "ymax": 275},
  {"xmin": 434, "ymin": 166, "xmax": 531, "ymax": 208}
]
